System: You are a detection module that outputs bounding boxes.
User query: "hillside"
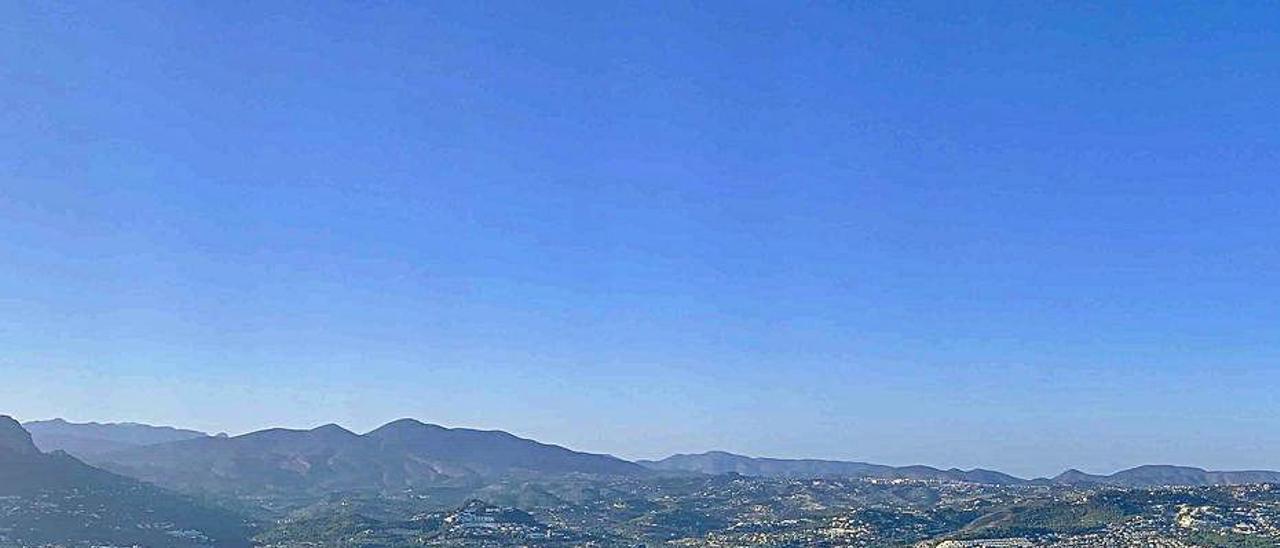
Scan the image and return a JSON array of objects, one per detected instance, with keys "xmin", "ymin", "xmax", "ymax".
[{"xmin": 0, "ymin": 416, "xmax": 252, "ymax": 547}]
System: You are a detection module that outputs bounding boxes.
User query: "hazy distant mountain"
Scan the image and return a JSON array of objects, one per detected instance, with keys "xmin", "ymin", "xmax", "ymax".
[
  {"xmin": 641, "ymin": 451, "xmax": 1280, "ymax": 488},
  {"xmin": 0, "ymin": 416, "xmax": 251, "ymax": 547},
  {"xmin": 92, "ymin": 418, "xmax": 646, "ymax": 496},
  {"xmin": 23, "ymin": 418, "xmax": 208, "ymax": 458},
  {"xmin": 1050, "ymin": 465, "xmax": 1280, "ymax": 487},
  {"xmin": 639, "ymin": 451, "xmax": 1026, "ymax": 484}
]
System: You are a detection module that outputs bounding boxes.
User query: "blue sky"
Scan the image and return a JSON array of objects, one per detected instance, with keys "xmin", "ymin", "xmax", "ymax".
[{"xmin": 2, "ymin": 1, "xmax": 1278, "ymax": 478}]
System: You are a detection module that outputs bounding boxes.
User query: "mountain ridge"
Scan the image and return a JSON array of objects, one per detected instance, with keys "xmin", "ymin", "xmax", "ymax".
[
  {"xmin": 27, "ymin": 417, "xmax": 1280, "ymax": 490},
  {"xmin": 640, "ymin": 450, "xmax": 1280, "ymax": 487},
  {"xmin": 23, "ymin": 417, "xmax": 209, "ymax": 457},
  {"xmin": 89, "ymin": 417, "xmax": 648, "ymax": 496},
  {"xmin": 638, "ymin": 450, "xmax": 1026, "ymax": 484},
  {"xmin": 1047, "ymin": 463, "xmax": 1280, "ymax": 487}
]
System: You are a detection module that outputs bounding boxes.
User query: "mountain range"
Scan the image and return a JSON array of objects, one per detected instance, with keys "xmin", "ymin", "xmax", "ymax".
[
  {"xmin": 1049, "ymin": 465, "xmax": 1280, "ymax": 487},
  {"xmin": 23, "ymin": 417, "xmax": 210, "ymax": 456},
  {"xmin": 12, "ymin": 415, "xmax": 1279, "ymax": 547},
  {"xmin": 16, "ymin": 417, "xmax": 1280, "ymax": 492},
  {"xmin": 641, "ymin": 450, "xmax": 1280, "ymax": 487},
  {"xmin": 83, "ymin": 418, "xmax": 646, "ymax": 496},
  {"xmin": 639, "ymin": 450, "xmax": 1026, "ymax": 484}
]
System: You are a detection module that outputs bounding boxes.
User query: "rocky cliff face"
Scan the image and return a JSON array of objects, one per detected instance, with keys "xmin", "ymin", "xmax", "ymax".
[{"xmin": 0, "ymin": 415, "xmax": 40, "ymax": 456}]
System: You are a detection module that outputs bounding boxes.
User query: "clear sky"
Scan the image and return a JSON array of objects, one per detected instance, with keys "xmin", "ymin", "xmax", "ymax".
[{"xmin": 2, "ymin": 1, "xmax": 1278, "ymax": 478}]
